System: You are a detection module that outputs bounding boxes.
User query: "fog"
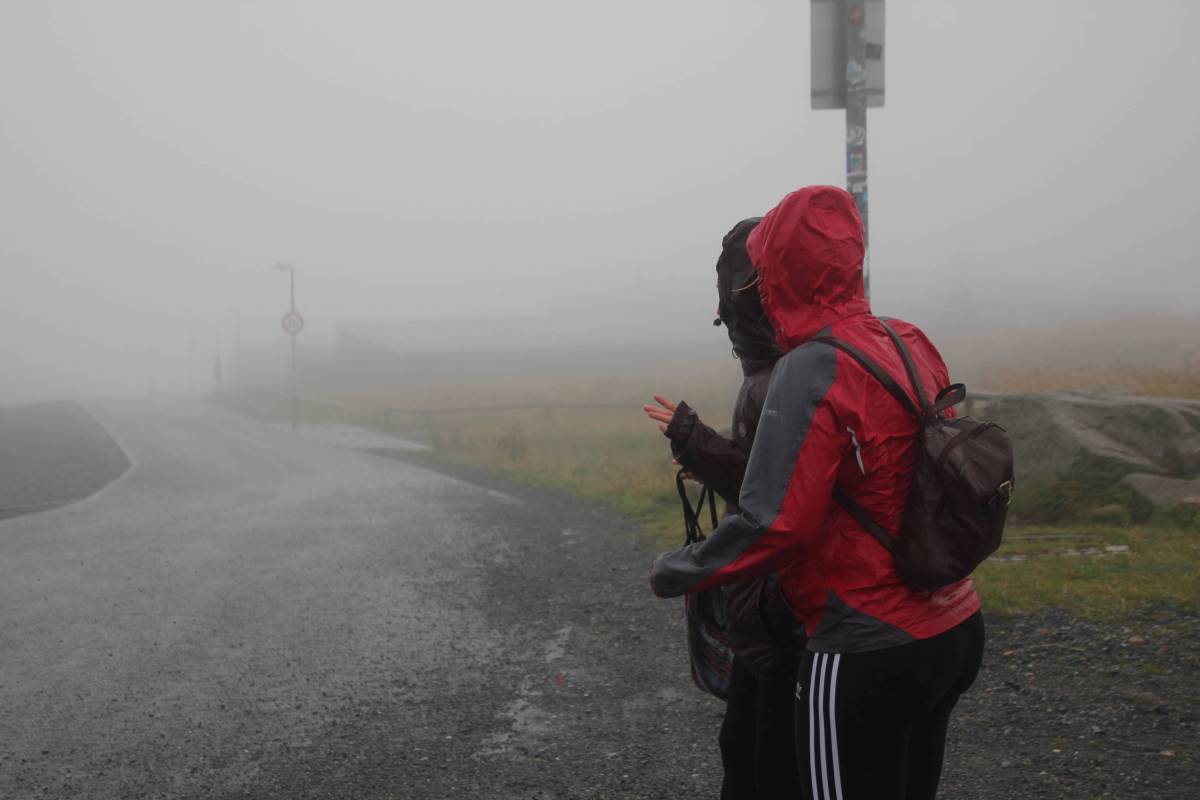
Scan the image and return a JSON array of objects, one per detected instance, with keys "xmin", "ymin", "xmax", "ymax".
[{"xmin": 2, "ymin": 0, "xmax": 1198, "ymax": 402}]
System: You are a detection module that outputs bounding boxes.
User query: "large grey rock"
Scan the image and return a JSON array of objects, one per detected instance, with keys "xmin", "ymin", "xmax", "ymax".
[
  {"xmin": 974, "ymin": 392, "xmax": 1200, "ymax": 490},
  {"xmin": 1120, "ymin": 473, "xmax": 1200, "ymax": 508}
]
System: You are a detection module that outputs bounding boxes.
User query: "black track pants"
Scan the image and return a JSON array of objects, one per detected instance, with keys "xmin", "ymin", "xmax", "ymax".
[
  {"xmin": 719, "ymin": 657, "xmax": 803, "ymax": 800},
  {"xmin": 794, "ymin": 612, "xmax": 985, "ymax": 800}
]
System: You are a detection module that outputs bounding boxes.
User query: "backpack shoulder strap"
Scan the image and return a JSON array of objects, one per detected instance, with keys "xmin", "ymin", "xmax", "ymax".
[
  {"xmin": 813, "ymin": 335, "xmax": 922, "ymax": 421},
  {"xmin": 814, "ymin": 328, "xmax": 920, "ymax": 557},
  {"xmin": 832, "ymin": 485, "xmax": 896, "ymax": 555},
  {"xmin": 879, "ymin": 319, "xmax": 932, "ymax": 417}
]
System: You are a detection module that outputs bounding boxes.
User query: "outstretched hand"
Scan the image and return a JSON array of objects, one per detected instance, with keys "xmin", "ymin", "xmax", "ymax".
[
  {"xmin": 642, "ymin": 394, "xmax": 678, "ymax": 434},
  {"xmin": 643, "ymin": 394, "xmax": 693, "ymax": 479}
]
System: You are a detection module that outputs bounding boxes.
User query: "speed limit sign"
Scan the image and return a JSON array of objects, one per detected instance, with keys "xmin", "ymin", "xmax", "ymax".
[{"xmin": 281, "ymin": 311, "xmax": 305, "ymax": 336}]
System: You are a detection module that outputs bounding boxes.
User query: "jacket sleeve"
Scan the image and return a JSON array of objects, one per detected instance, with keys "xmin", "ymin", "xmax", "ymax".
[
  {"xmin": 650, "ymin": 342, "xmax": 845, "ymax": 598},
  {"xmin": 666, "ymin": 402, "xmax": 749, "ymax": 507}
]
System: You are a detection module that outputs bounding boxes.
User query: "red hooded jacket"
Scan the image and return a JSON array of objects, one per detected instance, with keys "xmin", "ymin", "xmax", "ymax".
[{"xmin": 651, "ymin": 186, "xmax": 980, "ymax": 653}]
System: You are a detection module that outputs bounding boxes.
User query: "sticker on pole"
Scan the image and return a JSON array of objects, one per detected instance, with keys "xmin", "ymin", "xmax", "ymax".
[{"xmin": 281, "ymin": 311, "xmax": 305, "ymax": 336}]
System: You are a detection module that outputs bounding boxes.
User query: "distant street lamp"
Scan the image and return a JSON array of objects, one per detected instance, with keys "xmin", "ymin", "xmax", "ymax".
[
  {"xmin": 228, "ymin": 306, "xmax": 242, "ymax": 388},
  {"xmin": 274, "ymin": 263, "xmax": 303, "ymax": 430}
]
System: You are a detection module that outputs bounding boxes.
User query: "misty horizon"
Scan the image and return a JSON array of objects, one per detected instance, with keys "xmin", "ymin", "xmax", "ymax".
[{"xmin": 3, "ymin": 0, "xmax": 1198, "ymax": 402}]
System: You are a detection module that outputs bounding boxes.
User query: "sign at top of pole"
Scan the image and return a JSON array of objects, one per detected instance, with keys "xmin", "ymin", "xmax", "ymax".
[{"xmin": 811, "ymin": 0, "xmax": 885, "ymax": 109}]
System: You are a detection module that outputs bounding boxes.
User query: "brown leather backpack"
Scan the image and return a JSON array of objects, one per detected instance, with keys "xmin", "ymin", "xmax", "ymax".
[{"xmin": 816, "ymin": 320, "xmax": 1015, "ymax": 591}]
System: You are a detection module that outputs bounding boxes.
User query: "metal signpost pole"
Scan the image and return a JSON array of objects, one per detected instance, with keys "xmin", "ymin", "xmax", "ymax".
[
  {"xmin": 275, "ymin": 263, "xmax": 303, "ymax": 431},
  {"xmin": 289, "ymin": 269, "xmax": 297, "ymax": 431},
  {"xmin": 231, "ymin": 307, "xmax": 241, "ymax": 388},
  {"xmin": 187, "ymin": 309, "xmax": 196, "ymax": 396},
  {"xmin": 845, "ymin": 0, "xmax": 870, "ymax": 298},
  {"xmin": 812, "ymin": 0, "xmax": 883, "ymax": 300}
]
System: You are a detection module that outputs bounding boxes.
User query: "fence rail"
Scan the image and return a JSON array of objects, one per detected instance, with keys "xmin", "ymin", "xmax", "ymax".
[
  {"xmin": 231, "ymin": 388, "xmax": 1003, "ymax": 430},
  {"xmin": 381, "ymin": 390, "xmax": 1004, "ymax": 428},
  {"xmin": 382, "ymin": 401, "xmax": 633, "ymax": 428}
]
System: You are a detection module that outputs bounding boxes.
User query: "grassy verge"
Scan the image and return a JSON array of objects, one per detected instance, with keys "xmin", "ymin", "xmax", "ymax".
[
  {"xmin": 410, "ymin": 407, "xmax": 1199, "ymax": 620},
  {"xmin": 223, "ymin": 372, "xmax": 1200, "ymax": 621},
  {"xmin": 410, "ymin": 406, "xmax": 710, "ymax": 541},
  {"xmin": 973, "ymin": 525, "xmax": 1199, "ymax": 618}
]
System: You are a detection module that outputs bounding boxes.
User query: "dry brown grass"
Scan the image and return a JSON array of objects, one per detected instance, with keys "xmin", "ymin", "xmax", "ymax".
[
  {"xmin": 231, "ymin": 326, "xmax": 1200, "ymax": 619},
  {"xmin": 938, "ymin": 312, "xmax": 1200, "ymax": 398},
  {"xmin": 322, "ymin": 363, "xmax": 741, "ymax": 540},
  {"xmin": 328, "ymin": 359, "xmax": 741, "ymax": 416},
  {"xmin": 977, "ymin": 366, "xmax": 1200, "ymax": 399}
]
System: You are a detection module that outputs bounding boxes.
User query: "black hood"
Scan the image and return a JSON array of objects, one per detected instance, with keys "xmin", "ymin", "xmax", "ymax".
[{"xmin": 716, "ymin": 218, "xmax": 782, "ymax": 376}]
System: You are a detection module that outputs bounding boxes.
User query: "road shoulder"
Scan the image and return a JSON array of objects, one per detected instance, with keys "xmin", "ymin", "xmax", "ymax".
[{"xmin": 0, "ymin": 401, "xmax": 131, "ymax": 521}]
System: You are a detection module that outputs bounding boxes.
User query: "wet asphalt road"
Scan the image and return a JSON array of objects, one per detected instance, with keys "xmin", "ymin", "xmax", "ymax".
[
  {"xmin": 5, "ymin": 400, "xmax": 1195, "ymax": 799},
  {"xmin": 0, "ymin": 399, "xmax": 720, "ymax": 799}
]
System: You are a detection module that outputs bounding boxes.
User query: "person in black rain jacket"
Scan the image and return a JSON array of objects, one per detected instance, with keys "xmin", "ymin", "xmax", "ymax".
[{"xmin": 644, "ymin": 217, "xmax": 804, "ymax": 799}]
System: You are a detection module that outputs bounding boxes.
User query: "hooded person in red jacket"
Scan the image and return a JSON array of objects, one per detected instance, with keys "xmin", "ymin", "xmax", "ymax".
[{"xmin": 650, "ymin": 186, "xmax": 985, "ymax": 800}]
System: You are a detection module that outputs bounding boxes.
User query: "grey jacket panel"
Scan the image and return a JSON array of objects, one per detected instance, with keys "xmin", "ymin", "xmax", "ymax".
[
  {"xmin": 650, "ymin": 341, "xmax": 838, "ymax": 597},
  {"xmin": 737, "ymin": 339, "xmax": 837, "ymax": 523},
  {"xmin": 650, "ymin": 512, "xmax": 768, "ymax": 598},
  {"xmin": 806, "ymin": 590, "xmax": 916, "ymax": 654}
]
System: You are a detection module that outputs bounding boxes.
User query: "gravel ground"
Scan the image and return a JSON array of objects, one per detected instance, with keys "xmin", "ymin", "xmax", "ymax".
[
  {"xmin": 366, "ymin": 455, "xmax": 1199, "ymax": 800},
  {"xmin": 943, "ymin": 608, "xmax": 1198, "ymax": 799},
  {"xmin": 2, "ymin": 404, "xmax": 1195, "ymax": 799},
  {"xmin": 242, "ymin": 451, "xmax": 725, "ymax": 800}
]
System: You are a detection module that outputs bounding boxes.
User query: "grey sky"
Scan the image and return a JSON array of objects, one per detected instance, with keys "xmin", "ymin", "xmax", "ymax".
[{"xmin": 2, "ymin": 0, "xmax": 1197, "ymax": 400}]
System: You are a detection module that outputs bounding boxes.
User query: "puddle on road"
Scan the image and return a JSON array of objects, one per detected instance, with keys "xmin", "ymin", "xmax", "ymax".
[
  {"xmin": 473, "ymin": 675, "xmax": 554, "ymax": 758},
  {"xmin": 292, "ymin": 424, "xmax": 431, "ymax": 453},
  {"xmin": 543, "ymin": 626, "xmax": 572, "ymax": 664},
  {"xmin": 473, "ymin": 626, "xmax": 574, "ymax": 759}
]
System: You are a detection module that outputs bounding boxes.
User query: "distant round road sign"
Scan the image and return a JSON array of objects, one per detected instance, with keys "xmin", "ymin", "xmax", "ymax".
[{"xmin": 281, "ymin": 311, "xmax": 305, "ymax": 336}]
